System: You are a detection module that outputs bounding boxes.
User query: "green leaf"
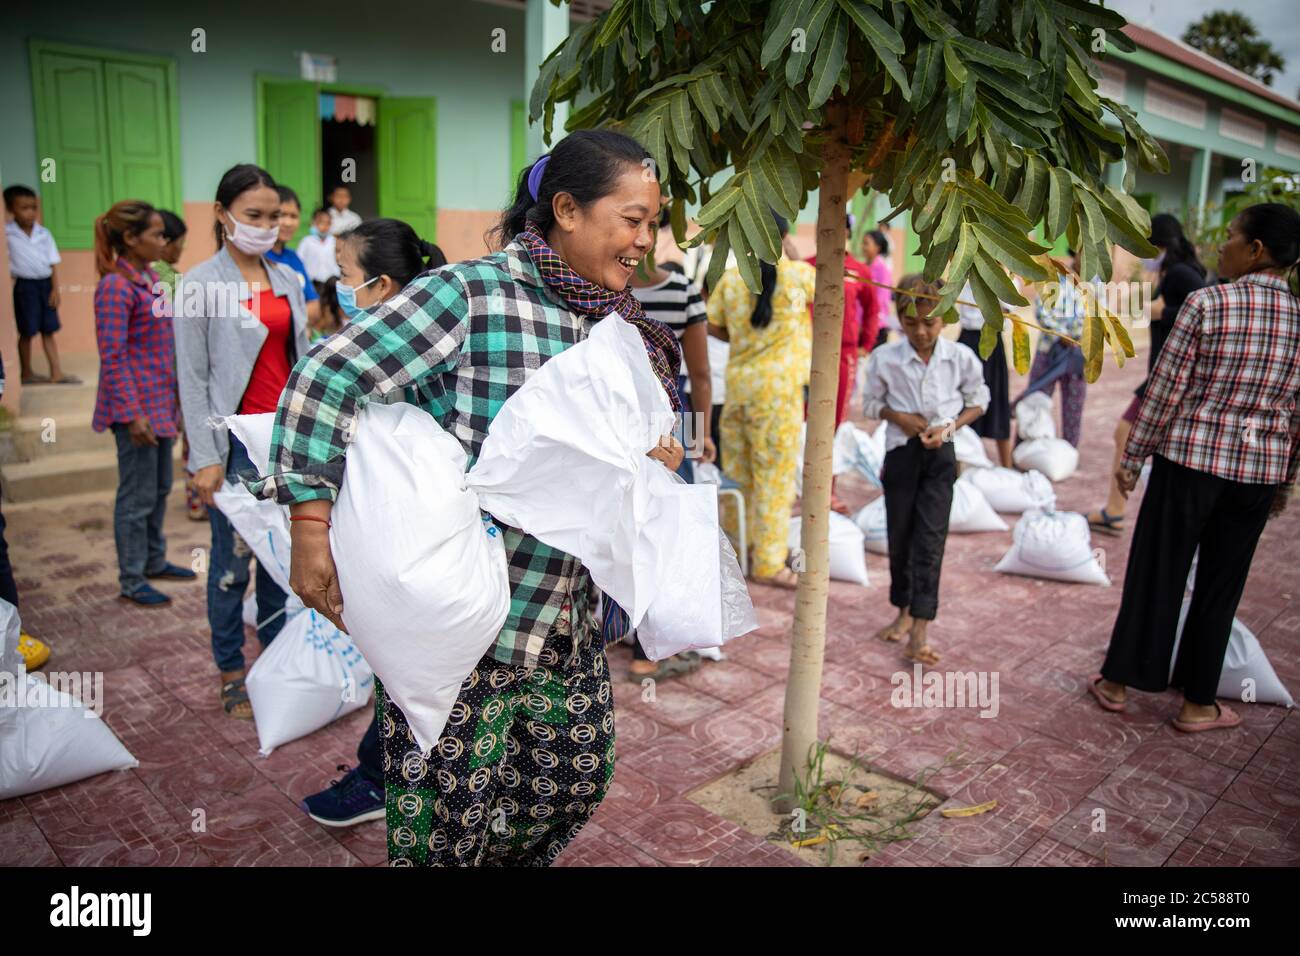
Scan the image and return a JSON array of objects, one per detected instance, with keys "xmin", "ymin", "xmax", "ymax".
[
  {"xmin": 912, "ymin": 40, "xmax": 942, "ymax": 106},
  {"xmin": 974, "ymin": 250, "xmax": 1030, "ymax": 307},
  {"xmin": 979, "ymin": 319, "xmax": 1001, "ymax": 359},
  {"xmin": 670, "ymin": 196, "xmax": 688, "ymax": 247},
  {"xmin": 687, "ymin": 75, "xmax": 721, "ymax": 132},
  {"xmin": 738, "ymin": 175, "xmax": 781, "ymax": 261},
  {"xmin": 931, "ymin": 187, "xmax": 963, "ymax": 248},
  {"xmin": 695, "ymin": 182, "xmax": 743, "ymax": 226},
  {"xmin": 704, "ymin": 228, "xmax": 731, "ymax": 292},
  {"xmin": 785, "ymin": 0, "xmax": 836, "ymax": 85},
  {"xmin": 912, "ymin": 178, "xmax": 949, "ymax": 234},
  {"xmin": 971, "ymin": 222, "xmax": 1050, "ymax": 281},
  {"xmin": 836, "ymin": 0, "xmax": 905, "ymax": 53},
  {"xmin": 1013, "ymin": 154, "xmax": 1049, "ymax": 225},
  {"xmin": 966, "ymin": 268, "xmax": 1005, "ymax": 344},
  {"xmin": 761, "ymin": 0, "xmax": 813, "ymax": 68},
  {"xmin": 728, "ymin": 216, "xmax": 762, "ymax": 292},
  {"xmin": 670, "ymin": 90, "xmax": 694, "ymax": 151},
  {"xmin": 936, "ymin": 223, "xmax": 977, "ymax": 310},
  {"xmin": 951, "ymin": 37, "xmax": 1042, "ymax": 75},
  {"xmin": 943, "ymin": 41, "xmax": 967, "ymax": 87},
  {"xmin": 808, "ymin": 9, "xmax": 849, "ymax": 108},
  {"xmin": 1045, "ymin": 166, "xmax": 1073, "ymax": 240}
]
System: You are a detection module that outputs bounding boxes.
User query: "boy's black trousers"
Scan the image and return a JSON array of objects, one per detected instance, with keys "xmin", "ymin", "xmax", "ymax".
[{"xmin": 882, "ymin": 437, "xmax": 957, "ymax": 620}]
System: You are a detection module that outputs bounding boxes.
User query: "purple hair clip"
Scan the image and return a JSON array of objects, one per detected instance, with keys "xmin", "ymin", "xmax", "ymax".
[{"xmin": 527, "ymin": 155, "xmax": 551, "ymax": 202}]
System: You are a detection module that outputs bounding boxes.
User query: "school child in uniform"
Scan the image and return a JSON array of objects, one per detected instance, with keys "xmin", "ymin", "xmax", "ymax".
[
  {"xmin": 4, "ymin": 185, "xmax": 78, "ymax": 384},
  {"xmin": 862, "ymin": 275, "xmax": 990, "ymax": 666}
]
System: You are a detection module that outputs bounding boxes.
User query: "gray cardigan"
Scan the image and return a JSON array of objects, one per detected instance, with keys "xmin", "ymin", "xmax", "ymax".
[{"xmin": 175, "ymin": 246, "xmax": 310, "ymax": 470}]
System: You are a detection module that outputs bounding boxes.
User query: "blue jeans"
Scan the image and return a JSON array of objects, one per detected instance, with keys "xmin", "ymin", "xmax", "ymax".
[
  {"xmin": 208, "ymin": 435, "xmax": 287, "ymax": 672},
  {"xmin": 111, "ymin": 425, "xmax": 174, "ymax": 594},
  {"xmin": 675, "ymin": 374, "xmax": 695, "ymax": 484}
]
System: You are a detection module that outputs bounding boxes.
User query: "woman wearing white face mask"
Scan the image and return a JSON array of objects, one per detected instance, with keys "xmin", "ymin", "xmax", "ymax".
[{"xmin": 175, "ymin": 163, "xmax": 310, "ymax": 720}]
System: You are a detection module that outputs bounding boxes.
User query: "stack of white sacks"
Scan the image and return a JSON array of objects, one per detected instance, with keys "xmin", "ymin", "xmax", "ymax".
[
  {"xmin": 0, "ymin": 600, "xmax": 138, "ymax": 799},
  {"xmin": 228, "ymin": 314, "xmax": 757, "ymax": 756}
]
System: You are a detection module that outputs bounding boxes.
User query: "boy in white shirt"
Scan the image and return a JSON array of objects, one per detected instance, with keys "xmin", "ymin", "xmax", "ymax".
[
  {"xmin": 862, "ymin": 274, "xmax": 990, "ymax": 666},
  {"xmin": 296, "ymin": 207, "xmax": 340, "ymax": 285},
  {"xmin": 326, "ymin": 185, "xmax": 361, "ymax": 236},
  {"xmin": 4, "ymin": 185, "xmax": 78, "ymax": 384}
]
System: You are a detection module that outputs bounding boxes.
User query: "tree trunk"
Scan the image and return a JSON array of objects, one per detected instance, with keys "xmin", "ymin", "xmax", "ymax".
[{"xmin": 775, "ymin": 100, "xmax": 850, "ymax": 814}]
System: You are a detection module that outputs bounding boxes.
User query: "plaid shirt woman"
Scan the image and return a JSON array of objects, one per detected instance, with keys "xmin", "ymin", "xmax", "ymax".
[{"xmin": 254, "ymin": 130, "xmax": 678, "ymax": 866}]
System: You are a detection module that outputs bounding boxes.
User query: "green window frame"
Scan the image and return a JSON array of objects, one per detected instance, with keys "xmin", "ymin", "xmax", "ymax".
[{"xmin": 29, "ymin": 41, "xmax": 181, "ymax": 250}]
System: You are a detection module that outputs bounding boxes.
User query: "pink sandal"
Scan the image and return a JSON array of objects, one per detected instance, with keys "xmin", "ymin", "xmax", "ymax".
[
  {"xmin": 1087, "ymin": 673, "xmax": 1126, "ymax": 713},
  {"xmin": 1172, "ymin": 703, "xmax": 1242, "ymax": 734}
]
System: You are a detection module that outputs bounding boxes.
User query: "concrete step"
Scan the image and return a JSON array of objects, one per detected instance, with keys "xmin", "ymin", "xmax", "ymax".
[
  {"xmin": 0, "ymin": 443, "xmax": 184, "ymax": 503},
  {"xmin": 9, "ymin": 416, "xmax": 113, "ymax": 460},
  {"xmin": 15, "ymin": 377, "xmax": 99, "ymax": 421}
]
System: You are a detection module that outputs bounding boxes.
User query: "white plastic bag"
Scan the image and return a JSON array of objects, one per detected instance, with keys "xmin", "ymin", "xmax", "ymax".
[
  {"xmin": 244, "ymin": 608, "xmax": 375, "ymax": 755},
  {"xmin": 1014, "ymin": 438, "xmax": 1079, "ymax": 482},
  {"xmin": 994, "ymin": 509, "xmax": 1109, "ymax": 585},
  {"xmin": 832, "ymin": 422, "xmax": 886, "ymax": 488},
  {"xmin": 949, "ymin": 481, "xmax": 1009, "ymax": 533},
  {"xmin": 854, "ymin": 496, "xmax": 889, "ymax": 555},
  {"xmin": 229, "ymin": 404, "xmax": 511, "ymax": 757},
  {"xmin": 953, "ymin": 426, "xmax": 993, "ymax": 469},
  {"xmin": 1016, "ymin": 390, "xmax": 1056, "ymax": 440},
  {"xmin": 961, "ymin": 466, "xmax": 1056, "ymax": 513},
  {"xmin": 1171, "ymin": 600, "xmax": 1294, "ymax": 707},
  {"xmin": 789, "ymin": 513, "xmax": 870, "ymax": 585},
  {"xmin": 0, "ymin": 600, "xmax": 138, "ymax": 800}
]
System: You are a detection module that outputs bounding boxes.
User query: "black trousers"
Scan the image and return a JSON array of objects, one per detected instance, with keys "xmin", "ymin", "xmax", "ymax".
[
  {"xmin": 1102, "ymin": 455, "xmax": 1276, "ymax": 705},
  {"xmin": 357, "ymin": 710, "xmax": 383, "ymax": 787},
  {"xmin": 882, "ymin": 438, "xmax": 956, "ymax": 620},
  {"xmin": 0, "ymin": 489, "xmax": 17, "ymax": 608}
]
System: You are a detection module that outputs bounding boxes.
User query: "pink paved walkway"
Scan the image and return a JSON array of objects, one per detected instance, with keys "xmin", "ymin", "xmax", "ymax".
[{"xmin": 3, "ymin": 342, "xmax": 1297, "ymax": 867}]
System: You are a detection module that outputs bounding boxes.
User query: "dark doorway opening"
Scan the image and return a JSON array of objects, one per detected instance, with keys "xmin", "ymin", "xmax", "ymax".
[{"xmin": 321, "ymin": 118, "xmax": 377, "ymax": 219}]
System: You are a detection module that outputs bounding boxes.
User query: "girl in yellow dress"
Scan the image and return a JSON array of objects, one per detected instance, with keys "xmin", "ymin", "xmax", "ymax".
[{"xmin": 706, "ymin": 215, "xmax": 816, "ymax": 588}]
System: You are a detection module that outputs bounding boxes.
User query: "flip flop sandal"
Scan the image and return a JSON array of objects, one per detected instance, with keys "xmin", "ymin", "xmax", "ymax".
[
  {"xmin": 220, "ymin": 677, "xmax": 253, "ymax": 719},
  {"xmin": 903, "ymin": 646, "xmax": 941, "ymax": 666},
  {"xmin": 51, "ymin": 375, "xmax": 83, "ymax": 385},
  {"xmin": 1087, "ymin": 673, "xmax": 1126, "ymax": 713},
  {"xmin": 1087, "ymin": 509, "xmax": 1125, "ymax": 537},
  {"xmin": 1172, "ymin": 703, "xmax": 1242, "ymax": 734},
  {"xmin": 21, "ymin": 374, "xmax": 50, "ymax": 384}
]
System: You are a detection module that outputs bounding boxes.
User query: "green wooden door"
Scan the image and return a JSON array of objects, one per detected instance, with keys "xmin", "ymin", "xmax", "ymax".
[
  {"xmin": 258, "ymin": 77, "xmax": 320, "ymax": 242},
  {"xmin": 378, "ymin": 97, "xmax": 438, "ymax": 242},
  {"xmin": 104, "ymin": 60, "xmax": 179, "ymax": 212},
  {"xmin": 32, "ymin": 51, "xmax": 112, "ymax": 249}
]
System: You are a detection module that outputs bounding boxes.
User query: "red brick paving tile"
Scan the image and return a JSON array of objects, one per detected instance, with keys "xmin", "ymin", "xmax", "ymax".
[
  {"xmin": 996, "ymin": 735, "xmax": 1113, "ymax": 799},
  {"xmin": 249, "ymin": 731, "xmax": 361, "ymax": 803},
  {"xmin": 1014, "ymin": 837, "xmax": 1104, "ymax": 867},
  {"xmin": 635, "ymin": 681, "xmax": 726, "ymax": 730},
  {"xmin": 20, "ymin": 769, "xmax": 211, "ymax": 866},
  {"xmin": 194, "ymin": 782, "xmax": 363, "ymax": 866},
  {"xmin": 599, "ymin": 799, "xmax": 747, "ymax": 866},
  {"xmin": 594, "ymin": 763, "xmax": 672, "ymax": 824},
  {"xmin": 1219, "ymin": 769, "xmax": 1300, "ymax": 823},
  {"xmin": 873, "ymin": 711, "xmax": 1032, "ymax": 799},
  {"xmin": 1044, "ymin": 799, "xmax": 1185, "ymax": 866},
  {"xmin": 1183, "ymin": 799, "xmax": 1300, "ymax": 866},
  {"xmin": 1033, "ymin": 699, "xmax": 1158, "ymax": 761},
  {"xmin": 1115, "ymin": 740, "xmax": 1239, "ymax": 797},
  {"xmin": 1165, "ymin": 835, "xmax": 1252, "ymax": 866},
  {"xmin": 1152, "ymin": 709, "xmax": 1276, "ymax": 772},
  {"xmin": 0, "ymin": 803, "xmax": 63, "ymax": 865},
  {"xmin": 322, "ymin": 818, "xmax": 388, "ymax": 867},
  {"xmin": 1273, "ymin": 710, "xmax": 1300, "ymax": 745},
  {"xmin": 816, "ymin": 700, "xmax": 911, "ymax": 763},
  {"xmin": 949, "ymin": 758, "xmax": 1089, "ymax": 836},
  {"xmin": 134, "ymin": 748, "xmax": 264, "ymax": 827},
  {"xmin": 702, "ymin": 834, "xmax": 813, "ymax": 867},
  {"xmin": 723, "ymin": 634, "xmax": 792, "ymax": 679},
  {"xmin": 613, "ymin": 705, "xmax": 667, "ymax": 749},
  {"xmin": 814, "ymin": 659, "xmax": 888, "ymax": 711},
  {"xmin": 868, "ymin": 797, "xmax": 1045, "ymax": 867},
  {"xmin": 1240, "ymin": 730, "xmax": 1300, "ymax": 791},
  {"xmin": 553, "ymin": 822, "xmax": 665, "ymax": 867},
  {"xmin": 677, "ymin": 658, "xmax": 776, "ymax": 704},
  {"xmin": 616, "ymin": 731, "xmax": 740, "ymax": 799},
  {"xmin": 97, "ymin": 666, "xmax": 224, "ymax": 770},
  {"xmin": 1085, "ymin": 769, "xmax": 1217, "ymax": 838},
  {"xmin": 684, "ymin": 703, "xmax": 782, "ymax": 763}
]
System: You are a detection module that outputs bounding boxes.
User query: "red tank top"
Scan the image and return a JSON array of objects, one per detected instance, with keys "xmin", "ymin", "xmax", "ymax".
[{"xmin": 238, "ymin": 289, "xmax": 293, "ymax": 414}]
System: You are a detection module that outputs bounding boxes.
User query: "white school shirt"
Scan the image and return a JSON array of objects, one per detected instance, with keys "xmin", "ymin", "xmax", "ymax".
[
  {"xmin": 295, "ymin": 232, "xmax": 340, "ymax": 282},
  {"xmin": 862, "ymin": 335, "xmax": 991, "ymax": 452},
  {"xmin": 328, "ymin": 207, "xmax": 361, "ymax": 236},
  {"xmin": 6, "ymin": 220, "xmax": 61, "ymax": 279}
]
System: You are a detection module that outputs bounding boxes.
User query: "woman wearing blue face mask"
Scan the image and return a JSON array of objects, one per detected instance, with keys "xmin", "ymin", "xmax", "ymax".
[
  {"xmin": 175, "ymin": 163, "xmax": 309, "ymax": 720},
  {"xmin": 335, "ymin": 218, "xmax": 447, "ymax": 320}
]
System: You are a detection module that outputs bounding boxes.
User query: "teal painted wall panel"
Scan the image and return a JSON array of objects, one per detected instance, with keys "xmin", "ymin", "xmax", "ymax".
[{"xmin": 2, "ymin": 1, "xmax": 524, "ymax": 210}]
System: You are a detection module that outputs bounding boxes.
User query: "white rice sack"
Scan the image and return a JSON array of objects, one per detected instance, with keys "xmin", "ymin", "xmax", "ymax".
[
  {"xmin": 949, "ymin": 480, "xmax": 1009, "ymax": 533},
  {"xmin": 833, "ymin": 422, "xmax": 886, "ymax": 488},
  {"xmin": 853, "ymin": 496, "xmax": 889, "ymax": 555},
  {"xmin": 962, "ymin": 466, "xmax": 1056, "ymax": 513},
  {"xmin": 245, "ymin": 608, "xmax": 374, "ymax": 755},
  {"xmin": 1014, "ymin": 437, "xmax": 1079, "ymax": 482},
  {"xmin": 1016, "ymin": 390, "xmax": 1056, "ymax": 440},
  {"xmin": 953, "ymin": 426, "xmax": 993, "ymax": 469},
  {"xmin": 788, "ymin": 513, "xmax": 869, "ymax": 585},
  {"xmin": 994, "ymin": 509, "xmax": 1110, "ymax": 585},
  {"xmin": 228, "ymin": 405, "xmax": 511, "ymax": 757},
  {"xmin": 1171, "ymin": 599, "xmax": 1294, "ymax": 708},
  {"xmin": 0, "ymin": 600, "xmax": 139, "ymax": 800}
]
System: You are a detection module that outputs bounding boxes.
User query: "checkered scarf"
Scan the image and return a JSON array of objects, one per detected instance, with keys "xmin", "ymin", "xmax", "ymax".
[{"xmin": 519, "ymin": 224, "xmax": 682, "ymax": 411}]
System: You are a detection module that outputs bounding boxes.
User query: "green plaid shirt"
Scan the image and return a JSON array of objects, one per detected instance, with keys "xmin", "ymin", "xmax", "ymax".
[{"xmin": 249, "ymin": 240, "xmax": 597, "ymax": 667}]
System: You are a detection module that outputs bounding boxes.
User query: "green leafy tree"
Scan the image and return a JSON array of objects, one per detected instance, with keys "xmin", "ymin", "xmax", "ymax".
[
  {"xmin": 1183, "ymin": 9, "xmax": 1286, "ymax": 87},
  {"xmin": 533, "ymin": 0, "xmax": 1166, "ymax": 810}
]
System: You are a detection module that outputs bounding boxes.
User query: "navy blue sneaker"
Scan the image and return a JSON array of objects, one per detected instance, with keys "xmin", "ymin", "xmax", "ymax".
[
  {"xmin": 146, "ymin": 562, "xmax": 198, "ymax": 580},
  {"xmin": 120, "ymin": 583, "xmax": 172, "ymax": 606},
  {"xmin": 301, "ymin": 765, "xmax": 385, "ymax": 828}
]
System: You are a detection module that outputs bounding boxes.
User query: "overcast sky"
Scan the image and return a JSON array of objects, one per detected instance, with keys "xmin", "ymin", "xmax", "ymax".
[{"xmin": 1107, "ymin": 0, "xmax": 1300, "ymax": 101}]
